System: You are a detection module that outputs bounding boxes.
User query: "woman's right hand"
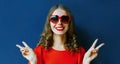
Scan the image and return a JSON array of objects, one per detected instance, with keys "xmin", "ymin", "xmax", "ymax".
[{"xmin": 16, "ymin": 41, "xmax": 37, "ymax": 64}]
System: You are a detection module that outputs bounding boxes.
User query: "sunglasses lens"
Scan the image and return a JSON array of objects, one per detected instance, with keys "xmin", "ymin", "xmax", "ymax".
[
  {"xmin": 61, "ymin": 16, "xmax": 70, "ymax": 23},
  {"xmin": 50, "ymin": 15, "xmax": 58, "ymax": 23},
  {"xmin": 50, "ymin": 15, "xmax": 70, "ymax": 24}
]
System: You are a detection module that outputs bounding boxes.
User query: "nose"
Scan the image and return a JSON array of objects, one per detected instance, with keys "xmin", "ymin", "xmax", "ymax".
[{"xmin": 57, "ymin": 19, "xmax": 62, "ymax": 25}]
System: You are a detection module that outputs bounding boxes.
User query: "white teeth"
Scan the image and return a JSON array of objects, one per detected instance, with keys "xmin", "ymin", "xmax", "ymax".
[{"xmin": 57, "ymin": 28, "xmax": 63, "ymax": 29}]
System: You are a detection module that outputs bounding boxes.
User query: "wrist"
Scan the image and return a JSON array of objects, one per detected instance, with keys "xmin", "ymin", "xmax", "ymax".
[
  {"xmin": 29, "ymin": 60, "xmax": 36, "ymax": 64},
  {"xmin": 83, "ymin": 59, "xmax": 90, "ymax": 64},
  {"xmin": 29, "ymin": 58, "xmax": 37, "ymax": 64}
]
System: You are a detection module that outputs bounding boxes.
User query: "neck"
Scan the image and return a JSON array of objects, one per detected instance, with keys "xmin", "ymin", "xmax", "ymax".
[{"xmin": 52, "ymin": 34, "xmax": 66, "ymax": 50}]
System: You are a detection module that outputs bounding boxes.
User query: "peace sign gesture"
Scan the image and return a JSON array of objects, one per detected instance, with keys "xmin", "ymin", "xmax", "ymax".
[
  {"xmin": 16, "ymin": 41, "xmax": 37, "ymax": 64},
  {"xmin": 83, "ymin": 39, "xmax": 104, "ymax": 64}
]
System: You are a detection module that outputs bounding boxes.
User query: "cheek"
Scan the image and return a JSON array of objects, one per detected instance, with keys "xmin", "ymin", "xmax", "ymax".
[
  {"xmin": 50, "ymin": 22, "xmax": 55, "ymax": 30},
  {"xmin": 64, "ymin": 24, "xmax": 69, "ymax": 31}
]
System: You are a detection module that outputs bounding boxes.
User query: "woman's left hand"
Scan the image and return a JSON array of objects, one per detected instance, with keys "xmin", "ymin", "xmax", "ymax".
[{"xmin": 83, "ymin": 39, "xmax": 104, "ymax": 64}]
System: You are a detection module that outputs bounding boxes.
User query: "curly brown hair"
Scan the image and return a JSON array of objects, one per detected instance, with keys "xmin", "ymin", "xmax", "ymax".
[{"xmin": 37, "ymin": 4, "xmax": 79, "ymax": 53}]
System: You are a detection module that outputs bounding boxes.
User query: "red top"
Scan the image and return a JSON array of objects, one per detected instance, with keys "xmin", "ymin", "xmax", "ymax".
[{"xmin": 34, "ymin": 46, "xmax": 86, "ymax": 64}]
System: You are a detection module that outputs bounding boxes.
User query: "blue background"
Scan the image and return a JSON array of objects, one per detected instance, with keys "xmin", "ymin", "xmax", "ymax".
[{"xmin": 0, "ymin": 0, "xmax": 120, "ymax": 64}]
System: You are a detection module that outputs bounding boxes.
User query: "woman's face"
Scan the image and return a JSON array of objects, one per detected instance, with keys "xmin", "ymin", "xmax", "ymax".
[{"xmin": 49, "ymin": 8, "xmax": 70, "ymax": 35}]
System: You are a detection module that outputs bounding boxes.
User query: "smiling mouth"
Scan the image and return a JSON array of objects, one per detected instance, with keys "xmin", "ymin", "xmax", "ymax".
[{"xmin": 55, "ymin": 27, "xmax": 64, "ymax": 31}]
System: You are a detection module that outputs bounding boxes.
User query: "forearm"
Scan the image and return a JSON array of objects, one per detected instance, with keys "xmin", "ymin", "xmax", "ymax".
[
  {"xmin": 83, "ymin": 61, "xmax": 90, "ymax": 64},
  {"xmin": 29, "ymin": 61, "xmax": 36, "ymax": 64}
]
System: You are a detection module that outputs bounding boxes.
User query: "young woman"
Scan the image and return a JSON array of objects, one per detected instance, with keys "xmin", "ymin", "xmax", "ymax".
[{"xmin": 16, "ymin": 4, "xmax": 104, "ymax": 64}]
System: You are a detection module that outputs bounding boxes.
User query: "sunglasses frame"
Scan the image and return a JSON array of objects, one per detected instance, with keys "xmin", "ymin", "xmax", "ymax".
[{"xmin": 49, "ymin": 15, "xmax": 71, "ymax": 24}]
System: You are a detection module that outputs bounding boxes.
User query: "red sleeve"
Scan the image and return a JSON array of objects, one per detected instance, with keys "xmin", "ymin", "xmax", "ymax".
[
  {"xmin": 34, "ymin": 46, "xmax": 43, "ymax": 64},
  {"xmin": 78, "ymin": 47, "xmax": 86, "ymax": 64}
]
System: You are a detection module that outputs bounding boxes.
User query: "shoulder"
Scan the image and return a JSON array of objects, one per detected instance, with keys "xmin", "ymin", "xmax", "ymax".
[
  {"xmin": 78, "ymin": 46, "xmax": 86, "ymax": 54},
  {"xmin": 34, "ymin": 45, "xmax": 42, "ymax": 49},
  {"xmin": 34, "ymin": 45, "xmax": 44, "ymax": 53}
]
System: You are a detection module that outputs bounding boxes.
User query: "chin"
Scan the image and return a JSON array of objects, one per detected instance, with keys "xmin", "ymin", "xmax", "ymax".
[
  {"xmin": 54, "ymin": 32, "xmax": 65, "ymax": 35},
  {"xmin": 54, "ymin": 31, "xmax": 66, "ymax": 35}
]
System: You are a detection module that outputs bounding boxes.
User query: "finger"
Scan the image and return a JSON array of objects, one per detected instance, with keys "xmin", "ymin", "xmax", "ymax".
[
  {"xmin": 96, "ymin": 43, "xmax": 105, "ymax": 50},
  {"xmin": 89, "ymin": 53, "xmax": 98, "ymax": 61},
  {"xmin": 21, "ymin": 48, "xmax": 28, "ymax": 55},
  {"xmin": 91, "ymin": 39, "xmax": 98, "ymax": 48},
  {"xmin": 22, "ymin": 41, "xmax": 30, "ymax": 48},
  {"xmin": 16, "ymin": 44, "xmax": 24, "ymax": 49},
  {"xmin": 91, "ymin": 49, "xmax": 98, "ymax": 55}
]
